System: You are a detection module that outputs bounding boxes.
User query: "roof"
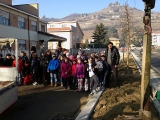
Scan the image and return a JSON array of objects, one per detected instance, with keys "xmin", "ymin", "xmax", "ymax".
[
  {"xmin": 0, "ymin": 2, "xmax": 47, "ymax": 24},
  {"xmin": 0, "ymin": 2, "xmax": 38, "ymax": 18},
  {"xmin": 38, "ymin": 31, "xmax": 67, "ymax": 41},
  {"xmin": 48, "ymin": 21, "xmax": 84, "ymax": 36},
  {"xmin": 47, "ymin": 27, "xmax": 71, "ymax": 32}
]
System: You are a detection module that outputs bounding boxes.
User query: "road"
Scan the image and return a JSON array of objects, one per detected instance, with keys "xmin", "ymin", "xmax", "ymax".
[{"xmin": 132, "ymin": 49, "xmax": 160, "ymax": 72}]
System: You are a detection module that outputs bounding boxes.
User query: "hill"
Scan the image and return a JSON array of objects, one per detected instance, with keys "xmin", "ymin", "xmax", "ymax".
[{"xmin": 40, "ymin": 2, "xmax": 160, "ymax": 39}]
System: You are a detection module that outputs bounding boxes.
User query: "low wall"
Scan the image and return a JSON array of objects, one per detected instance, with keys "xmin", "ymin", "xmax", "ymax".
[
  {"xmin": 0, "ymin": 85, "xmax": 18, "ymax": 114},
  {"xmin": 0, "ymin": 67, "xmax": 18, "ymax": 114},
  {"xmin": 0, "ymin": 67, "xmax": 17, "ymax": 81}
]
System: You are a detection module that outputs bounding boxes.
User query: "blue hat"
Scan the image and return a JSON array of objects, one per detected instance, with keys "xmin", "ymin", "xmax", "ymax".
[{"xmin": 83, "ymin": 56, "xmax": 88, "ymax": 60}]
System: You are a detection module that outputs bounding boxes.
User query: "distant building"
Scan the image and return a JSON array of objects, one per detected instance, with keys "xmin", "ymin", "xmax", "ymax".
[
  {"xmin": 0, "ymin": 0, "xmax": 66, "ymax": 56},
  {"xmin": 47, "ymin": 21, "xmax": 84, "ymax": 49},
  {"xmin": 109, "ymin": 37, "xmax": 120, "ymax": 48},
  {"xmin": 152, "ymin": 32, "xmax": 160, "ymax": 48}
]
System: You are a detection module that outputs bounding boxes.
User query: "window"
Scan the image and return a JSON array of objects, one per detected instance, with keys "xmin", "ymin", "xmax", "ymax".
[
  {"xmin": 50, "ymin": 25, "xmax": 54, "ymax": 28},
  {"xmin": 31, "ymin": 21, "xmax": 37, "ymax": 31},
  {"xmin": 18, "ymin": 16, "xmax": 25, "ymax": 29},
  {"xmin": 41, "ymin": 24, "xmax": 45, "ymax": 32},
  {"xmin": 18, "ymin": 40, "xmax": 26, "ymax": 50},
  {"xmin": 0, "ymin": 10, "xmax": 9, "ymax": 26},
  {"xmin": 62, "ymin": 24, "xmax": 67, "ymax": 27}
]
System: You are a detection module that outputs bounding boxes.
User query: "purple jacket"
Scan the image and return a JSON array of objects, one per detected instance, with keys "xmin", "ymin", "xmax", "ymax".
[
  {"xmin": 75, "ymin": 63, "xmax": 85, "ymax": 79},
  {"xmin": 61, "ymin": 61, "xmax": 71, "ymax": 78}
]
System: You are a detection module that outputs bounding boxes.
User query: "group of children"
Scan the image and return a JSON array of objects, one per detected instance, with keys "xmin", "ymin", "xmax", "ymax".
[{"xmin": 47, "ymin": 51, "xmax": 108, "ymax": 95}]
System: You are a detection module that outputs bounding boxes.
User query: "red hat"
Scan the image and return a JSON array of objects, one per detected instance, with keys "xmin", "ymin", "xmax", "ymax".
[{"xmin": 72, "ymin": 58, "xmax": 77, "ymax": 62}]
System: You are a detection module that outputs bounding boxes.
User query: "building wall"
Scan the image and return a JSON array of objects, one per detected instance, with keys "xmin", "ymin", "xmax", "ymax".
[
  {"xmin": 10, "ymin": 13, "xmax": 18, "ymax": 27},
  {"xmin": 50, "ymin": 32, "xmax": 71, "ymax": 49},
  {"xmin": 110, "ymin": 40, "xmax": 120, "ymax": 48},
  {"xmin": 0, "ymin": 0, "xmax": 12, "ymax": 5},
  {"xmin": 47, "ymin": 22, "xmax": 84, "ymax": 49},
  {"xmin": 152, "ymin": 34, "xmax": 160, "ymax": 46},
  {"xmin": 47, "ymin": 22, "xmax": 76, "ymax": 28}
]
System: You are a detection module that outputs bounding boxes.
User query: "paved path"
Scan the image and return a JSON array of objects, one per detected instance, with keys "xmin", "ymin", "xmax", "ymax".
[{"xmin": 130, "ymin": 52, "xmax": 160, "ymax": 116}]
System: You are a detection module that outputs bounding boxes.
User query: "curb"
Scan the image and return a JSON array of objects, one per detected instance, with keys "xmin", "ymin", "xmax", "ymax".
[
  {"xmin": 75, "ymin": 89, "xmax": 104, "ymax": 120},
  {"xmin": 130, "ymin": 52, "xmax": 160, "ymax": 117}
]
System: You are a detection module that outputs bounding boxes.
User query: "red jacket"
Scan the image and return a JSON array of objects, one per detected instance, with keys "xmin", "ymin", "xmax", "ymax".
[
  {"xmin": 61, "ymin": 61, "xmax": 71, "ymax": 78},
  {"xmin": 72, "ymin": 64, "xmax": 77, "ymax": 77},
  {"xmin": 12, "ymin": 59, "xmax": 23, "ymax": 72}
]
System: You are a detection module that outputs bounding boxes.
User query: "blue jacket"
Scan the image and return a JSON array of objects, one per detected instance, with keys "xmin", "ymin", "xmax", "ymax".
[{"xmin": 47, "ymin": 59, "xmax": 59, "ymax": 71}]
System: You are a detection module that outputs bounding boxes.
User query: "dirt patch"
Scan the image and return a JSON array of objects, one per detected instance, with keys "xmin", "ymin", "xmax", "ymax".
[
  {"xmin": 90, "ymin": 56, "xmax": 159, "ymax": 120},
  {"xmin": 0, "ymin": 85, "xmax": 89, "ymax": 120},
  {"xmin": 0, "ymin": 81, "xmax": 13, "ymax": 87}
]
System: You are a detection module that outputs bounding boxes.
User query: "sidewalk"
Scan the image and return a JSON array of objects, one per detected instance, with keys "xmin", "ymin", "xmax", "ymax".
[{"xmin": 130, "ymin": 52, "xmax": 160, "ymax": 116}]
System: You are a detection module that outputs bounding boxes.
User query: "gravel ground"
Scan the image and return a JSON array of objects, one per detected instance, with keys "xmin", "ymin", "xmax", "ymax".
[
  {"xmin": 90, "ymin": 56, "xmax": 159, "ymax": 120},
  {"xmin": 0, "ymin": 81, "xmax": 13, "ymax": 87},
  {"xmin": 0, "ymin": 85, "xmax": 90, "ymax": 120}
]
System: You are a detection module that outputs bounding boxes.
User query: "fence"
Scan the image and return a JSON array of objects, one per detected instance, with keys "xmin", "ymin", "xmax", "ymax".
[
  {"xmin": 70, "ymin": 48, "xmax": 107, "ymax": 55},
  {"xmin": 0, "ymin": 49, "xmax": 41, "ymax": 58}
]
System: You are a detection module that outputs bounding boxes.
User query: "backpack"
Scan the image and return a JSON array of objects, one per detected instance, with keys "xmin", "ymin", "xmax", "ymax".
[
  {"xmin": 23, "ymin": 74, "xmax": 33, "ymax": 85},
  {"xmin": 96, "ymin": 61, "xmax": 103, "ymax": 72}
]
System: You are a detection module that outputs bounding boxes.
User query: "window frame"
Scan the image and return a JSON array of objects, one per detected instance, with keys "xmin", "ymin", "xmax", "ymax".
[
  {"xmin": 0, "ymin": 9, "xmax": 10, "ymax": 26},
  {"xmin": 18, "ymin": 16, "xmax": 25, "ymax": 29},
  {"xmin": 41, "ymin": 24, "xmax": 45, "ymax": 32}
]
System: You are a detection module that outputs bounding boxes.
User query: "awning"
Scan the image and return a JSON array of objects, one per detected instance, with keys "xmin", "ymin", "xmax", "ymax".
[
  {"xmin": 38, "ymin": 31, "xmax": 67, "ymax": 42},
  {"xmin": 0, "ymin": 38, "xmax": 15, "ymax": 46}
]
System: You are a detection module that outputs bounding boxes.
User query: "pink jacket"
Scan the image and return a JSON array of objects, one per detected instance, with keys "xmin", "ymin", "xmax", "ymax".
[
  {"xmin": 61, "ymin": 61, "xmax": 71, "ymax": 78},
  {"xmin": 75, "ymin": 63, "xmax": 85, "ymax": 79}
]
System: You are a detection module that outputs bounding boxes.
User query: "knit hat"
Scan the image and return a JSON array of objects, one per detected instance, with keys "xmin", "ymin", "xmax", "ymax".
[
  {"xmin": 6, "ymin": 53, "xmax": 11, "ymax": 56},
  {"xmin": 83, "ymin": 56, "xmax": 88, "ymax": 61},
  {"xmin": 72, "ymin": 58, "xmax": 77, "ymax": 62},
  {"xmin": 69, "ymin": 55, "xmax": 74, "ymax": 60}
]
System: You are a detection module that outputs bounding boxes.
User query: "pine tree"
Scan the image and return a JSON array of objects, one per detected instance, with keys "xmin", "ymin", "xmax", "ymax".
[{"xmin": 92, "ymin": 23, "xmax": 108, "ymax": 44}]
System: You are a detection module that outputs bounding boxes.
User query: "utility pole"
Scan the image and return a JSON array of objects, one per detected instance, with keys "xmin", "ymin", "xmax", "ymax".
[{"xmin": 140, "ymin": 0, "xmax": 155, "ymax": 119}]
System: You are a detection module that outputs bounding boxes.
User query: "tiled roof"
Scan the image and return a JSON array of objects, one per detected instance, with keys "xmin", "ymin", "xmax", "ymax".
[{"xmin": 47, "ymin": 27, "xmax": 71, "ymax": 32}]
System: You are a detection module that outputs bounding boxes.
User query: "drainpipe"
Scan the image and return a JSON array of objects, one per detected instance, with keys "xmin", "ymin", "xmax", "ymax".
[{"xmin": 28, "ymin": 15, "xmax": 30, "ymax": 57}]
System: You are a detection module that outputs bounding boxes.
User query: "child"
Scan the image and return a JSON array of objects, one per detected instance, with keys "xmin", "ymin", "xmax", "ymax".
[
  {"xmin": 30, "ymin": 53, "xmax": 40, "ymax": 86},
  {"xmin": 75, "ymin": 58, "xmax": 85, "ymax": 92},
  {"xmin": 61, "ymin": 57, "xmax": 71, "ymax": 89},
  {"xmin": 84, "ymin": 56, "xmax": 89, "ymax": 92},
  {"xmin": 12, "ymin": 55, "xmax": 23, "ymax": 85},
  {"xmin": 47, "ymin": 54, "xmax": 60, "ymax": 87},
  {"xmin": 88, "ymin": 57, "xmax": 99, "ymax": 95},
  {"xmin": 71, "ymin": 58, "xmax": 77, "ymax": 89},
  {"xmin": 58, "ymin": 55, "xmax": 64, "ymax": 86},
  {"xmin": 95, "ymin": 56, "xmax": 103, "ymax": 87},
  {"xmin": 101, "ymin": 55, "xmax": 108, "ymax": 89}
]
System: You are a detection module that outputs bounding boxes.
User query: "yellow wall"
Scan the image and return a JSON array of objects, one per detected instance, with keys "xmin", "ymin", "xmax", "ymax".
[
  {"xmin": 110, "ymin": 40, "xmax": 120, "ymax": 48},
  {"xmin": 13, "ymin": 3, "xmax": 39, "ymax": 16}
]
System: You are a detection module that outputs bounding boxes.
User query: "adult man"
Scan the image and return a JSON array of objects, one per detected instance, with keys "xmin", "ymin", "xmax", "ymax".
[
  {"xmin": 55, "ymin": 45, "xmax": 62, "ymax": 57},
  {"xmin": 105, "ymin": 42, "xmax": 120, "ymax": 88}
]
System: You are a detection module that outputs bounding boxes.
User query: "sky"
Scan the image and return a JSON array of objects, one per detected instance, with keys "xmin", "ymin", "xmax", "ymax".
[{"xmin": 12, "ymin": 0, "xmax": 160, "ymax": 18}]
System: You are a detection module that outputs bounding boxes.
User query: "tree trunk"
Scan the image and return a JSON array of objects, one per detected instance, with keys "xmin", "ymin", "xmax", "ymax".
[{"xmin": 140, "ymin": 4, "xmax": 151, "ymax": 119}]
